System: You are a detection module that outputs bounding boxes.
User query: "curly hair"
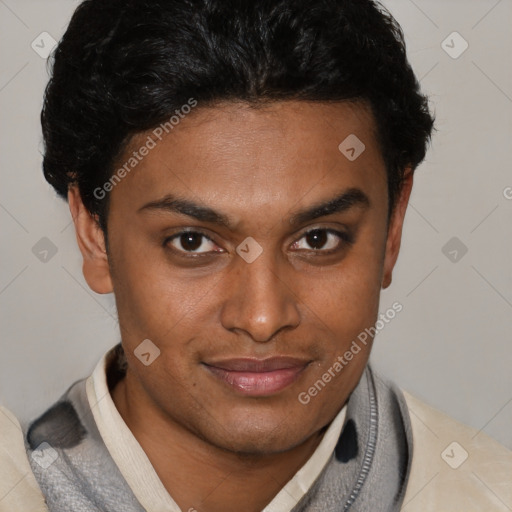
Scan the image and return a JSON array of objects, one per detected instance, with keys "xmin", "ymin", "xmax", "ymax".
[{"xmin": 41, "ymin": 0, "xmax": 434, "ymax": 233}]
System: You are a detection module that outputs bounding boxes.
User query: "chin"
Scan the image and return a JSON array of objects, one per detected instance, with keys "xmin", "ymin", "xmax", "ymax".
[
  {"xmin": 220, "ymin": 433, "xmax": 303, "ymax": 457},
  {"xmin": 201, "ymin": 414, "xmax": 311, "ymax": 456}
]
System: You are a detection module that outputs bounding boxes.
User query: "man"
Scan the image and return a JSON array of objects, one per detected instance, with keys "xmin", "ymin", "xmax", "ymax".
[{"xmin": 1, "ymin": 0, "xmax": 510, "ymax": 511}]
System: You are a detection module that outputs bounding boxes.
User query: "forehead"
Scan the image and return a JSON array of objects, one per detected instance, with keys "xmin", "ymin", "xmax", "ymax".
[{"xmin": 109, "ymin": 100, "xmax": 387, "ymax": 220}]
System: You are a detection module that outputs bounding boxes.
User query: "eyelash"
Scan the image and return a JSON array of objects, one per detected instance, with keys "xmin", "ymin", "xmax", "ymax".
[{"xmin": 163, "ymin": 228, "xmax": 353, "ymax": 258}]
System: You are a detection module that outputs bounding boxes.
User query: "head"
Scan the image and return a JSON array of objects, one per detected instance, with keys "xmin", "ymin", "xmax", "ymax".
[{"xmin": 43, "ymin": 0, "xmax": 433, "ymax": 455}]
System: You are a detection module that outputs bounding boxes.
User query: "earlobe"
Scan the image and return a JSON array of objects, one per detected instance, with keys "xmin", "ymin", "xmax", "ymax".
[
  {"xmin": 68, "ymin": 186, "xmax": 113, "ymax": 294},
  {"xmin": 381, "ymin": 170, "xmax": 414, "ymax": 290}
]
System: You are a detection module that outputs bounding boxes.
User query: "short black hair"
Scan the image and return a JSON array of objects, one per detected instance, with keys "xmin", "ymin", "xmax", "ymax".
[{"xmin": 41, "ymin": 0, "xmax": 434, "ymax": 233}]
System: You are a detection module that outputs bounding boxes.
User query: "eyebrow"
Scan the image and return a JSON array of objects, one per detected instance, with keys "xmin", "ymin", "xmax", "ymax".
[{"xmin": 138, "ymin": 187, "xmax": 370, "ymax": 229}]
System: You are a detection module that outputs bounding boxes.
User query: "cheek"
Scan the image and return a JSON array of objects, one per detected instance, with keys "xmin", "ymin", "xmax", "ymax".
[
  {"xmin": 109, "ymin": 220, "xmax": 205, "ymax": 316},
  {"xmin": 319, "ymin": 246, "xmax": 384, "ymax": 331},
  {"xmin": 108, "ymin": 238, "xmax": 196, "ymax": 352},
  {"xmin": 311, "ymin": 277, "xmax": 379, "ymax": 376},
  {"xmin": 303, "ymin": 237, "xmax": 385, "ymax": 377}
]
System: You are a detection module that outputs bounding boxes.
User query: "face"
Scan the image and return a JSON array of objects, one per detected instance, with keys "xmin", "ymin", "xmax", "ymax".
[{"xmin": 73, "ymin": 100, "xmax": 411, "ymax": 455}]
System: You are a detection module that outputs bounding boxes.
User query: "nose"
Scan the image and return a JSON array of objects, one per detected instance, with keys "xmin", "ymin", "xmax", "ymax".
[{"xmin": 220, "ymin": 253, "xmax": 301, "ymax": 343}]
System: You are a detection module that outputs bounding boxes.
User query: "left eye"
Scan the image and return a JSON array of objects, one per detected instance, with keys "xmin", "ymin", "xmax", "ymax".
[
  {"xmin": 291, "ymin": 229, "xmax": 349, "ymax": 252},
  {"xmin": 166, "ymin": 231, "xmax": 219, "ymax": 254}
]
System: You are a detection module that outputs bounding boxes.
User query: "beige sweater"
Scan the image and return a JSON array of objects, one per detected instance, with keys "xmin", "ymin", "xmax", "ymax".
[
  {"xmin": 0, "ymin": 407, "xmax": 48, "ymax": 512},
  {"xmin": 401, "ymin": 391, "xmax": 512, "ymax": 511},
  {"xmin": 1, "ymin": 393, "xmax": 511, "ymax": 512}
]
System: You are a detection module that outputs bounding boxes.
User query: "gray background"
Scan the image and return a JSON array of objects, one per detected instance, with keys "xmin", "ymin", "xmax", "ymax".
[{"xmin": 1, "ymin": 0, "xmax": 511, "ymax": 449}]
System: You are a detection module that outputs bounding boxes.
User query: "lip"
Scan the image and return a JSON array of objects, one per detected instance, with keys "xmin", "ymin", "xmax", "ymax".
[{"xmin": 203, "ymin": 357, "xmax": 311, "ymax": 396}]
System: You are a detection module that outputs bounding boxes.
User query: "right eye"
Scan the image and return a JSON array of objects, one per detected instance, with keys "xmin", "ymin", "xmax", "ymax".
[{"xmin": 164, "ymin": 230, "xmax": 223, "ymax": 256}]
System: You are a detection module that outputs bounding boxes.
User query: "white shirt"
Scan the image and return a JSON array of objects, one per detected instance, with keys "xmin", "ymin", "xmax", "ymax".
[{"xmin": 86, "ymin": 350, "xmax": 347, "ymax": 512}]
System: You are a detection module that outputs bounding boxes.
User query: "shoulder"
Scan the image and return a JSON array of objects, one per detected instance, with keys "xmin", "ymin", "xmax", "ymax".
[
  {"xmin": 401, "ymin": 391, "xmax": 512, "ymax": 511},
  {"xmin": 0, "ymin": 406, "xmax": 48, "ymax": 512}
]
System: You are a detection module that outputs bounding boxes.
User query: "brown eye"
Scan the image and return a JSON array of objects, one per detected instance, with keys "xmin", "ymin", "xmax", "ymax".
[
  {"xmin": 165, "ymin": 231, "xmax": 220, "ymax": 254},
  {"xmin": 291, "ymin": 228, "xmax": 353, "ymax": 253},
  {"xmin": 179, "ymin": 232, "xmax": 203, "ymax": 251},
  {"xmin": 305, "ymin": 229, "xmax": 328, "ymax": 250}
]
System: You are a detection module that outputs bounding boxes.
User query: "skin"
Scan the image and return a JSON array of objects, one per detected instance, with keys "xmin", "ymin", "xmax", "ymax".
[{"xmin": 68, "ymin": 100, "xmax": 413, "ymax": 512}]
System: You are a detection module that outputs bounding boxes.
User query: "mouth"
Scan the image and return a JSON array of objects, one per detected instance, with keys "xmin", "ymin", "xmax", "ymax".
[{"xmin": 202, "ymin": 357, "xmax": 312, "ymax": 397}]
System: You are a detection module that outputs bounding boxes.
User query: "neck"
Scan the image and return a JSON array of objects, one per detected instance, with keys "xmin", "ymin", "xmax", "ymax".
[{"xmin": 112, "ymin": 371, "xmax": 327, "ymax": 512}]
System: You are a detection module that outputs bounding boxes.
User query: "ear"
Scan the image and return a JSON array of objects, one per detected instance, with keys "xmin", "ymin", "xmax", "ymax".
[
  {"xmin": 381, "ymin": 169, "xmax": 414, "ymax": 289},
  {"xmin": 68, "ymin": 186, "xmax": 113, "ymax": 294}
]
